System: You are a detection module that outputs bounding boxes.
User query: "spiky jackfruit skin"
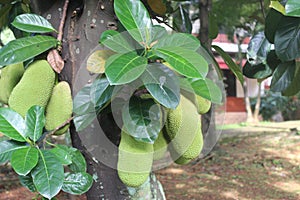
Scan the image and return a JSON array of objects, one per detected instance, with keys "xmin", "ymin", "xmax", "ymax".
[
  {"xmin": 196, "ymin": 95, "xmax": 211, "ymax": 114},
  {"xmin": 8, "ymin": 60, "xmax": 55, "ymax": 117},
  {"xmin": 118, "ymin": 130, "xmax": 153, "ymax": 187},
  {"xmin": 153, "ymin": 131, "xmax": 168, "ymax": 161},
  {"xmin": 45, "ymin": 81, "xmax": 73, "ymax": 135},
  {"xmin": 0, "ymin": 63, "xmax": 24, "ymax": 104},
  {"xmin": 165, "ymin": 95, "xmax": 203, "ymax": 165}
]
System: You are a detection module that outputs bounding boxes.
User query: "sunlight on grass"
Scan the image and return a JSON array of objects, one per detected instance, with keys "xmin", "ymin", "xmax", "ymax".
[{"xmin": 273, "ymin": 180, "xmax": 300, "ymax": 194}]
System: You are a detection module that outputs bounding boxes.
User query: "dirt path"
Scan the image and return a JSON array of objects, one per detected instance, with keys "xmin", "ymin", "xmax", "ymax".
[{"xmin": 156, "ymin": 130, "xmax": 300, "ymax": 200}]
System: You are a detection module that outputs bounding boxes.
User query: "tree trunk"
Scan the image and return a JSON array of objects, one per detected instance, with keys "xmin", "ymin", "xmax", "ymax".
[{"xmin": 32, "ymin": 0, "xmax": 130, "ymax": 199}]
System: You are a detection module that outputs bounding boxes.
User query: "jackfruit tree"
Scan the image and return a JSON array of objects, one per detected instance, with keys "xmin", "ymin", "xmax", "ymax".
[{"xmin": 0, "ymin": 0, "xmax": 275, "ymax": 199}]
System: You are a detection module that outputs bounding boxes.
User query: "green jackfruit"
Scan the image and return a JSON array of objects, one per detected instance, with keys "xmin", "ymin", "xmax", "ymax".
[
  {"xmin": 165, "ymin": 94, "xmax": 203, "ymax": 165},
  {"xmin": 153, "ymin": 131, "xmax": 168, "ymax": 161},
  {"xmin": 45, "ymin": 81, "xmax": 73, "ymax": 135},
  {"xmin": 118, "ymin": 130, "xmax": 153, "ymax": 187},
  {"xmin": 8, "ymin": 60, "xmax": 55, "ymax": 117},
  {"xmin": 196, "ymin": 95, "xmax": 211, "ymax": 114},
  {"xmin": 0, "ymin": 63, "xmax": 24, "ymax": 104}
]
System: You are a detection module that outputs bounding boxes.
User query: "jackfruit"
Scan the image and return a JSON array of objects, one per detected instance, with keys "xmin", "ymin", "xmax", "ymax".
[
  {"xmin": 196, "ymin": 95, "xmax": 211, "ymax": 114},
  {"xmin": 165, "ymin": 94, "xmax": 203, "ymax": 165},
  {"xmin": 118, "ymin": 130, "xmax": 153, "ymax": 187},
  {"xmin": 153, "ymin": 131, "xmax": 168, "ymax": 161},
  {"xmin": 8, "ymin": 60, "xmax": 55, "ymax": 117},
  {"xmin": 0, "ymin": 63, "xmax": 24, "ymax": 104},
  {"xmin": 45, "ymin": 81, "xmax": 73, "ymax": 135}
]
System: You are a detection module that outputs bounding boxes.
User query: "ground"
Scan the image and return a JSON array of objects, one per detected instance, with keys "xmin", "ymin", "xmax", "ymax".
[{"xmin": 1, "ymin": 121, "xmax": 300, "ymax": 199}]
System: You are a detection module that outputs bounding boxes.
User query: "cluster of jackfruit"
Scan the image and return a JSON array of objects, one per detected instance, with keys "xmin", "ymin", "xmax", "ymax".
[
  {"xmin": 1, "ymin": 60, "xmax": 72, "ymax": 135},
  {"xmin": 117, "ymin": 93, "xmax": 211, "ymax": 187}
]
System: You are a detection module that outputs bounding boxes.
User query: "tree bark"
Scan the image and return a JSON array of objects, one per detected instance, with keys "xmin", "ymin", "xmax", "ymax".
[{"xmin": 32, "ymin": 0, "xmax": 130, "ymax": 199}]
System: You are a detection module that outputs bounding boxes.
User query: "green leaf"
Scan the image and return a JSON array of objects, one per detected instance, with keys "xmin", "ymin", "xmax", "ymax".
[
  {"xmin": 73, "ymin": 113, "xmax": 97, "ymax": 132},
  {"xmin": 209, "ymin": 12, "xmax": 218, "ymax": 39},
  {"xmin": 99, "ymin": 30, "xmax": 135, "ymax": 53},
  {"xmin": 87, "ymin": 50, "xmax": 115, "ymax": 74},
  {"xmin": 50, "ymin": 145, "xmax": 75, "ymax": 165},
  {"xmin": 212, "ymin": 45, "xmax": 244, "ymax": 85},
  {"xmin": 31, "ymin": 150, "xmax": 64, "ymax": 199},
  {"xmin": 154, "ymin": 47, "xmax": 208, "ymax": 78},
  {"xmin": 0, "ymin": 140, "xmax": 26, "ymax": 163},
  {"xmin": 0, "ymin": 108, "xmax": 26, "ymax": 142},
  {"xmin": 105, "ymin": 52, "xmax": 147, "ymax": 85},
  {"xmin": 114, "ymin": 0, "xmax": 152, "ymax": 44},
  {"xmin": 172, "ymin": 4, "xmax": 192, "ymax": 33},
  {"xmin": 270, "ymin": 0, "xmax": 286, "ymax": 15},
  {"xmin": 153, "ymin": 33, "xmax": 200, "ymax": 51},
  {"xmin": 25, "ymin": 105, "xmax": 45, "ymax": 142},
  {"xmin": 243, "ymin": 62, "xmax": 273, "ymax": 79},
  {"xmin": 91, "ymin": 76, "xmax": 114, "ymax": 111},
  {"xmin": 265, "ymin": 8, "xmax": 284, "ymax": 44},
  {"xmin": 122, "ymin": 96, "xmax": 161, "ymax": 144},
  {"xmin": 69, "ymin": 149, "xmax": 87, "ymax": 172},
  {"xmin": 11, "ymin": 147, "xmax": 39, "ymax": 176},
  {"xmin": 274, "ymin": 16, "xmax": 300, "ymax": 61},
  {"xmin": 247, "ymin": 31, "xmax": 272, "ymax": 65},
  {"xmin": 73, "ymin": 84, "xmax": 94, "ymax": 115},
  {"xmin": 62, "ymin": 172, "xmax": 93, "ymax": 195},
  {"xmin": 283, "ymin": 61, "xmax": 300, "ymax": 96},
  {"xmin": 266, "ymin": 50, "xmax": 282, "ymax": 71},
  {"xmin": 141, "ymin": 63, "xmax": 180, "ymax": 109},
  {"xmin": 19, "ymin": 174, "xmax": 36, "ymax": 192},
  {"xmin": 286, "ymin": 0, "xmax": 300, "ymax": 17},
  {"xmin": 0, "ymin": 35, "xmax": 57, "ymax": 66},
  {"xmin": 180, "ymin": 78, "xmax": 223, "ymax": 104},
  {"xmin": 11, "ymin": 13, "xmax": 56, "ymax": 33},
  {"xmin": 270, "ymin": 61, "xmax": 295, "ymax": 92}
]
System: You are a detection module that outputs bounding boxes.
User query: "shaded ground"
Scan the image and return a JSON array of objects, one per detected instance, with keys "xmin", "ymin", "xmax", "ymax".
[
  {"xmin": 1, "ymin": 121, "xmax": 300, "ymax": 199},
  {"xmin": 156, "ymin": 122, "xmax": 300, "ymax": 200}
]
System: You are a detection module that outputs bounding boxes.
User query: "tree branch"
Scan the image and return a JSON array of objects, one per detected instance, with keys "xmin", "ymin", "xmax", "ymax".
[{"xmin": 57, "ymin": 0, "xmax": 70, "ymax": 42}]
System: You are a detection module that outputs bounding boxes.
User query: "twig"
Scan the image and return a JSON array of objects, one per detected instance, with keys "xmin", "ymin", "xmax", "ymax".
[
  {"xmin": 259, "ymin": 0, "xmax": 266, "ymax": 19},
  {"xmin": 49, "ymin": 116, "xmax": 75, "ymax": 135},
  {"xmin": 58, "ymin": 0, "xmax": 70, "ymax": 42}
]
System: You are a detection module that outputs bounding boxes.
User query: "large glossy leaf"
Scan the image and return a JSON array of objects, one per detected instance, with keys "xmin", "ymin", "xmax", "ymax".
[
  {"xmin": 270, "ymin": 0, "xmax": 286, "ymax": 14},
  {"xmin": 154, "ymin": 47, "xmax": 208, "ymax": 78},
  {"xmin": 31, "ymin": 150, "xmax": 64, "ymax": 199},
  {"xmin": 73, "ymin": 113, "xmax": 97, "ymax": 132},
  {"xmin": 19, "ymin": 174, "xmax": 36, "ymax": 192},
  {"xmin": 270, "ymin": 61, "xmax": 295, "ymax": 92},
  {"xmin": 114, "ymin": 0, "xmax": 152, "ymax": 44},
  {"xmin": 0, "ymin": 140, "xmax": 26, "ymax": 163},
  {"xmin": 266, "ymin": 50, "xmax": 282, "ymax": 71},
  {"xmin": 286, "ymin": 0, "xmax": 300, "ymax": 17},
  {"xmin": 69, "ymin": 149, "xmax": 87, "ymax": 172},
  {"xmin": 105, "ymin": 52, "xmax": 147, "ymax": 85},
  {"xmin": 153, "ymin": 32, "xmax": 200, "ymax": 51},
  {"xmin": 25, "ymin": 106, "xmax": 45, "ymax": 142},
  {"xmin": 62, "ymin": 172, "xmax": 93, "ymax": 195},
  {"xmin": 99, "ymin": 30, "xmax": 135, "ymax": 53},
  {"xmin": 73, "ymin": 84, "xmax": 94, "ymax": 115},
  {"xmin": 283, "ymin": 61, "xmax": 300, "ymax": 96},
  {"xmin": 212, "ymin": 45, "xmax": 244, "ymax": 85},
  {"xmin": 0, "ymin": 35, "xmax": 57, "ymax": 66},
  {"xmin": 86, "ymin": 50, "xmax": 115, "ymax": 74},
  {"xmin": 180, "ymin": 78, "xmax": 223, "ymax": 104},
  {"xmin": 265, "ymin": 8, "xmax": 284, "ymax": 44},
  {"xmin": 209, "ymin": 12, "xmax": 218, "ymax": 39},
  {"xmin": 122, "ymin": 96, "xmax": 161, "ymax": 143},
  {"xmin": 91, "ymin": 76, "xmax": 114, "ymax": 111},
  {"xmin": 11, "ymin": 147, "xmax": 39, "ymax": 176},
  {"xmin": 141, "ymin": 63, "xmax": 180, "ymax": 109},
  {"xmin": 247, "ymin": 31, "xmax": 272, "ymax": 65},
  {"xmin": 50, "ymin": 145, "xmax": 75, "ymax": 165},
  {"xmin": 274, "ymin": 17, "xmax": 300, "ymax": 61},
  {"xmin": 243, "ymin": 62, "xmax": 273, "ymax": 79},
  {"xmin": 172, "ymin": 4, "xmax": 192, "ymax": 33},
  {"xmin": 11, "ymin": 13, "xmax": 56, "ymax": 33},
  {"xmin": 0, "ymin": 108, "xmax": 26, "ymax": 142}
]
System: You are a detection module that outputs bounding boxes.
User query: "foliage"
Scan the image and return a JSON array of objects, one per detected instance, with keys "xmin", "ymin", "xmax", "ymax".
[
  {"xmin": 0, "ymin": 106, "xmax": 92, "ymax": 199},
  {"xmin": 244, "ymin": 0, "xmax": 300, "ymax": 96}
]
